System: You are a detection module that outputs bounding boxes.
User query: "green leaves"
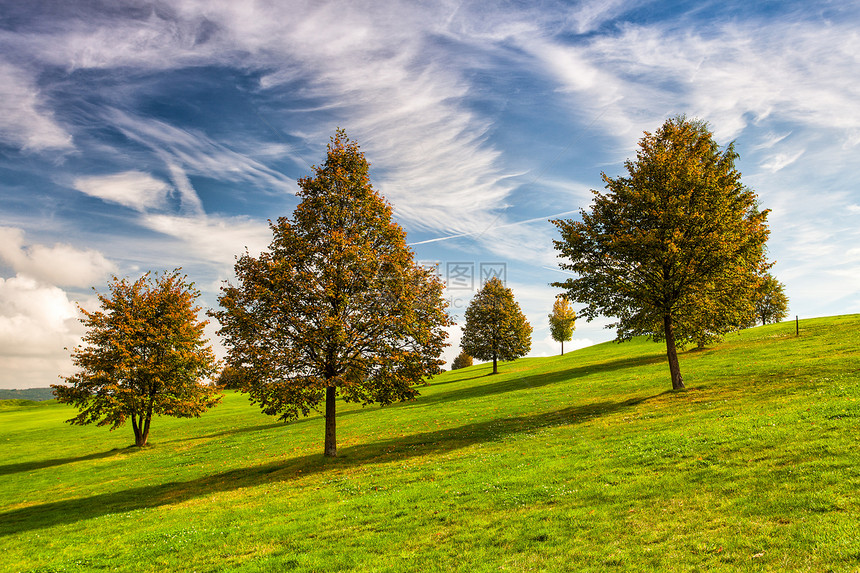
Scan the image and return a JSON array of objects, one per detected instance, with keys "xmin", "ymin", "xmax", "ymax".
[
  {"xmin": 461, "ymin": 277, "xmax": 532, "ymax": 373},
  {"xmin": 752, "ymin": 273, "xmax": 790, "ymax": 326},
  {"xmin": 552, "ymin": 116, "xmax": 772, "ymax": 387}
]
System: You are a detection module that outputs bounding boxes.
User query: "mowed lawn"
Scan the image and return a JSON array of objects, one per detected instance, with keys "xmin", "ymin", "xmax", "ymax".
[{"xmin": 1, "ymin": 316, "xmax": 859, "ymax": 572}]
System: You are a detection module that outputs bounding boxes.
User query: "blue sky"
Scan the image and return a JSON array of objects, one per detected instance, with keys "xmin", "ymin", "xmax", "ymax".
[{"xmin": 1, "ymin": 0, "xmax": 858, "ymax": 389}]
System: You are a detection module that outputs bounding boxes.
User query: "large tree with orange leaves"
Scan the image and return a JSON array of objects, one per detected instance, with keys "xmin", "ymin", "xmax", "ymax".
[
  {"xmin": 53, "ymin": 270, "xmax": 220, "ymax": 447},
  {"xmin": 552, "ymin": 117, "xmax": 771, "ymax": 390},
  {"xmin": 213, "ymin": 130, "xmax": 450, "ymax": 457}
]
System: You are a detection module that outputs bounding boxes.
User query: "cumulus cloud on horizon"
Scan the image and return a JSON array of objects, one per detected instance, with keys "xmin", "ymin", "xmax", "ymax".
[{"xmin": 0, "ymin": 227, "xmax": 117, "ymax": 288}]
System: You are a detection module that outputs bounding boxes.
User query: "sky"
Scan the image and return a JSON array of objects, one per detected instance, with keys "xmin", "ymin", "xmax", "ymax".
[{"xmin": 1, "ymin": 0, "xmax": 859, "ymax": 390}]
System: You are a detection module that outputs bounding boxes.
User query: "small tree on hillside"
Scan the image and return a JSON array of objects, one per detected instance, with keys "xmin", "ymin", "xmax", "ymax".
[
  {"xmin": 213, "ymin": 130, "xmax": 450, "ymax": 457},
  {"xmin": 552, "ymin": 116, "xmax": 771, "ymax": 390},
  {"xmin": 215, "ymin": 365, "xmax": 245, "ymax": 390},
  {"xmin": 548, "ymin": 296, "xmax": 576, "ymax": 355},
  {"xmin": 753, "ymin": 273, "xmax": 789, "ymax": 325},
  {"xmin": 451, "ymin": 351, "xmax": 473, "ymax": 370},
  {"xmin": 52, "ymin": 270, "xmax": 220, "ymax": 447},
  {"xmin": 461, "ymin": 277, "xmax": 532, "ymax": 375}
]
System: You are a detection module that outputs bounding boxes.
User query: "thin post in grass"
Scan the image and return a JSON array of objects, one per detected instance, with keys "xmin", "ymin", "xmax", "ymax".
[{"xmin": 796, "ymin": 315, "xmax": 799, "ymax": 336}]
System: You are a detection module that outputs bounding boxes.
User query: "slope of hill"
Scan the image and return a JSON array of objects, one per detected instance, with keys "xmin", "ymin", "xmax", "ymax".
[{"xmin": 1, "ymin": 315, "xmax": 858, "ymax": 572}]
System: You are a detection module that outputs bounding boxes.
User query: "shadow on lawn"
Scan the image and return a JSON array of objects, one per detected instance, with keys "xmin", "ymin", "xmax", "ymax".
[
  {"xmin": 168, "ymin": 421, "xmax": 288, "ymax": 443},
  {"xmin": 0, "ymin": 394, "xmax": 659, "ymax": 537},
  {"xmin": 148, "ymin": 353, "xmax": 669, "ymax": 443},
  {"xmin": 410, "ymin": 353, "xmax": 666, "ymax": 407},
  {"xmin": 0, "ymin": 447, "xmax": 142, "ymax": 477}
]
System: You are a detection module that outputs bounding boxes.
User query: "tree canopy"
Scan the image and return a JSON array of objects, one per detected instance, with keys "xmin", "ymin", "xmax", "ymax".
[
  {"xmin": 753, "ymin": 273, "xmax": 789, "ymax": 325},
  {"xmin": 52, "ymin": 270, "xmax": 219, "ymax": 447},
  {"xmin": 548, "ymin": 296, "xmax": 576, "ymax": 355},
  {"xmin": 213, "ymin": 130, "xmax": 450, "ymax": 457},
  {"xmin": 552, "ymin": 116, "xmax": 771, "ymax": 390},
  {"xmin": 461, "ymin": 277, "xmax": 532, "ymax": 375},
  {"xmin": 451, "ymin": 351, "xmax": 473, "ymax": 370}
]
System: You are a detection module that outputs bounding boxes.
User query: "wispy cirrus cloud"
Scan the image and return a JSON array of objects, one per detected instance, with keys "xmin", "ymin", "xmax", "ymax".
[
  {"xmin": 0, "ymin": 60, "xmax": 73, "ymax": 151},
  {"xmin": 521, "ymin": 16, "xmax": 860, "ymax": 146},
  {"xmin": 106, "ymin": 109, "xmax": 295, "ymax": 194},
  {"xmin": 141, "ymin": 213, "xmax": 271, "ymax": 268}
]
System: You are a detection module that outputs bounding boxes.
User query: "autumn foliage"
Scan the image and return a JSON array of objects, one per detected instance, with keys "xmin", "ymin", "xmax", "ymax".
[
  {"xmin": 451, "ymin": 351, "xmax": 473, "ymax": 370},
  {"xmin": 52, "ymin": 270, "xmax": 220, "ymax": 447},
  {"xmin": 552, "ymin": 117, "xmax": 771, "ymax": 390},
  {"xmin": 461, "ymin": 277, "xmax": 532, "ymax": 375},
  {"xmin": 548, "ymin": 296, "xmax": 576, "ymax": 355},
  {"xmin": 213, "ymin": 130, "xmax": 450, "ymax": 457}
]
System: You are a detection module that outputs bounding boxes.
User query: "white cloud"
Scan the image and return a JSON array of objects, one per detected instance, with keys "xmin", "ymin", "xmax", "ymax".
[
  {"xmin": 0, "ymin": 274, "xmax": 84, "ymax": 388},
  {"xmin": 166, "ymin": 163, "xmax": 205, "ymax": 216},
  {"xmin": 0, "ymin": 229, "xmax": 113, "ymax": 388},
  {"xmin": 73, "ymin": 171, "xmax": 172, "ymax": 211},
  {"xmin": 142, "ymin": 213, "xmax": 272, "ymax": 267},
  {"xmin": 0, "ymin": 227, "xmax": 116, "ymax": 288},
  {"xmin": 519, "ymin": 17, "xmax": 860, "ymax": 151},
  {"xmin": 0, "ymin": 275, "xmax": 78, "ymax": 353},
  {"xmin": 107, "ymin": 110, "xmax": 295, "ymax": 194},
  {"xmin": 753, "ymin": 131, "xmax": 792, "ymax": 150},
  {"xmin": 2, "ymin": 8, "xmax": 229, "ymax": 72},
  {"xmin": 569, "ymin": 0, "xmax": 641, "ymax": 34},
  {"xmin": 760, "ymin": 149, "xmax": 804, "ymax": 173},
  {"xmin": 0, "ymin": 60, "xmax": 73, "ymax": 151}
]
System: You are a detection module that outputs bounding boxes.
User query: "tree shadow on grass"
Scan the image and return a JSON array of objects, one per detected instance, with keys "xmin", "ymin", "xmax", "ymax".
[
  {"xmin": 0, "ymin": 447, "xmax": 143, "ymax": 477},
  {"xmin": 167, "ymin": 421, "xmax": 288, "ymax": 443},
  {"xmin": 408, "ymin": 353, "xmax": 667, "ymax": 408},
  {"xmin": 180, "ymin": 353, "xmax": 668, "ymax": 436},
  {"xmin": 421, "ymin": 372, "xmax": 494, "ymax": 387},
  {"xmin": 0, "ymin": 394, "xmax": 660, "ymax": 537}
]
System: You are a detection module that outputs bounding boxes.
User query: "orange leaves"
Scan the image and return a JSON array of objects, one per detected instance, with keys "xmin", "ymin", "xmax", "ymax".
[
  {"xmin": 212, "ymin": 130, "xmax": 451, "ymax": 442},
  {"xmin": 52, "ymin": 269, "xmax": 220, "ymax": 445}
]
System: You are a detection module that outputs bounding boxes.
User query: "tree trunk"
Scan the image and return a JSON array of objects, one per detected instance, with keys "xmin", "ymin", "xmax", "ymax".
[
  {"xmin": 131, "ymin": 415, "xmax": 141, "ymax": 446},
  {"xmin": 492, "ymin": 353, "xmax": 498, "ymax": 375},
  {"xmin": 324, "ymin": 386, "xmax": 337, "ymax": 457},
  {"xmin": 140, "ymin": 416, "xmax": 151, "ymax": 447},
  {"xmin": 561, "ymin": 340, "xmax": 564, "ymax": 356},
  {"xmin": 663, "ymin": 314, "xmax": 685, "ymax": 390}
]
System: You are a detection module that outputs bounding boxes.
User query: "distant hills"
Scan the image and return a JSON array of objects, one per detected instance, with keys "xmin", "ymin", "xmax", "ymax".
[{"xmin": 0, "ymin": 388, "xmax": 55, "ymax": 401}]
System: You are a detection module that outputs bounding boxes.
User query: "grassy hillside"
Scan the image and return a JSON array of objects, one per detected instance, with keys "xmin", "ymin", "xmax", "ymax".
[{"xmin": 1, "ymin": 315, "xmax": 859, "ymax": 572}]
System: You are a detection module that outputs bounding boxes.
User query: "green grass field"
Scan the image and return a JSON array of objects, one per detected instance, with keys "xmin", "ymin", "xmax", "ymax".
[{"xmin": 2, "ymin": 315, "xmax": 859, "ymax": 572}]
